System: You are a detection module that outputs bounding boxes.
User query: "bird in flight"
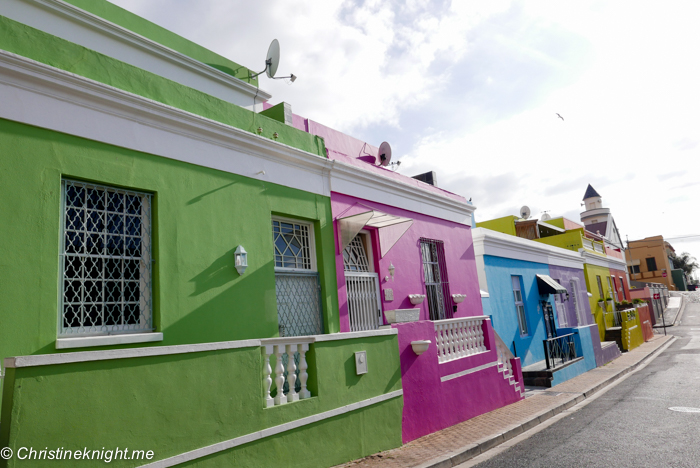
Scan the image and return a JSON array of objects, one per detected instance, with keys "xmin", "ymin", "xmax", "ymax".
[{"xmin": 556, "ymin": 113, "xmax": 564, "ymax": 121}]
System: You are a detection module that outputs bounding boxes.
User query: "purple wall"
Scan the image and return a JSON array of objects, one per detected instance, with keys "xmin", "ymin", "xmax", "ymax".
[
  {"xmin": 331, "ymin": 193, "xmax": 482, "ymax": 332},
  {"xmin": 547, "ymin": 265, "xmax": 593, "ymax": 328},
  {"xmin": 394, "ymin": 320, "xmax": 523, "ymax": 442}
]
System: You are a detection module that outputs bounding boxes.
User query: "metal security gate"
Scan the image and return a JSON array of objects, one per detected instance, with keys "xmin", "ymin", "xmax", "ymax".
[
  {"xmin": 420, "ymin": 238, "xmax": 453, "ymax": 321},
  {"xmin": 343, "ymin": 234, "xmax": 382, "ymax": 331},
  {"xmin": 275, "ymin": 271, "xmax": 324, "ymax": 337},
  {"xmin": 346, "ymin": 272, "xmax": 382, "ymax": 331}
]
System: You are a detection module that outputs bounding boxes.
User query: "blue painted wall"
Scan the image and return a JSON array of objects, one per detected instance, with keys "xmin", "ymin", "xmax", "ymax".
[{"xmin": 481, "ymin": 256, "xmax": 555, "ymax": 367}]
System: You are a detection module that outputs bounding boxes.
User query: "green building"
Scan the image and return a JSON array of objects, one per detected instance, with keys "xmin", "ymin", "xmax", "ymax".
[{"xmin": 0, "ymin": 1, "xmax": 402, "ymax": 466}]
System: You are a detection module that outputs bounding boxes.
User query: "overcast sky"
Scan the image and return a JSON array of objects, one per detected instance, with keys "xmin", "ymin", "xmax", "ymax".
[{"xmin": 110, "ymin": 0, "xmax": 700, "ymax": 275}]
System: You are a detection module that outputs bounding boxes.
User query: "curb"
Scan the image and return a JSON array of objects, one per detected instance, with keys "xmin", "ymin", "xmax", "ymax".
[{"xmin": 417, "ymin": 335, "xmax": 677, "ymax": 468}]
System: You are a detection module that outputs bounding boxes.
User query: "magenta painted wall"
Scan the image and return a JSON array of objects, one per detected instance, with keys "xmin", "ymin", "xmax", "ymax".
[
  {"xmin": 331, "ymin": 193, "xmax": 482, "ymax": 332},
  {"xmin": 393, "ymin": 321, "xmax": 523, "ymax": 442}
]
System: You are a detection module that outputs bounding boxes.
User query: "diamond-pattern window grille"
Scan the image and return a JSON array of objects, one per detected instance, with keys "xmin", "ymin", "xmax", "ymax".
[
  {"xmin": 273, "ymin": 220, "xmax": 312, "ymax": 270},
  {"xmin": 60, "ymin": 180, "xmax": 153, "ymax": 336},
  {"xmin": 343, "ymin": 235, "xmax": 370, "ymax": 272},
  {"xmin": 275, "ymin": 272, "xmax": 324, "ymax": 337}
]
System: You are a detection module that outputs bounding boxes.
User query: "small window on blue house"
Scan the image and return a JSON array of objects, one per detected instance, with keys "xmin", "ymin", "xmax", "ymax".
[{"xmin": 511, "ymin": 276, "xmax": 528, "ymax": 335}]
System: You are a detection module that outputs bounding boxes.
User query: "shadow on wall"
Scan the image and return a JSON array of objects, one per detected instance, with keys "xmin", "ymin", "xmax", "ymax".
[{"xmin": 166, "ymin": 260, "xmax": 279, "ymax": 345}]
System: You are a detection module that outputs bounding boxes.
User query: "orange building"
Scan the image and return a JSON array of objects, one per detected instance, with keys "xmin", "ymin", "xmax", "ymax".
[{"xmin": 626, "ymin": 235, "xmax": 678, "ymax": 291}]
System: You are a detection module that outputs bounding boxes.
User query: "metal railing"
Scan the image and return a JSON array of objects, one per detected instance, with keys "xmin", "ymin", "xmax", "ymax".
[
  {"xmin": 434, "ymin": 316, "xmax": 488, "ymax": 363},
  {"xmin": 543, "ymin": 333, "xmax": 577, "ymax": 370},
  {"xmin": 346, "ymin": 272, "xmax": 382, "ymax": 331}
]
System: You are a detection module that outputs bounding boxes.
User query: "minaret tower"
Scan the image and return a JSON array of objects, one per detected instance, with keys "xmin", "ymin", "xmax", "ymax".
[{"xmin": 580, "ymin": 184, "xmax": 623, "ymax": 249}]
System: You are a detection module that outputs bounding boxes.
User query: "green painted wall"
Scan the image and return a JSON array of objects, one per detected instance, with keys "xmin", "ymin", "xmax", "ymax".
[
  {"xmin": 476, "ymin": 216, "xmax": 517, "ymax": 236},
  {"xmin": 534, "ymin": 229, "xmax": 586, "ymax": 252},
  {"xmin": 60, "ymin": 0, "xmax": 256, "ymax": 84},
  {"xmin": 0, "ymin": 16, "xmax": 326, "ymax": 158},
  {"xmin": 0, "ymin": 118, "xmax": 339, "ymax": 363},
  {"xmin": 1, "ymin": 336, "xmax": 403, "ymax": 467}
]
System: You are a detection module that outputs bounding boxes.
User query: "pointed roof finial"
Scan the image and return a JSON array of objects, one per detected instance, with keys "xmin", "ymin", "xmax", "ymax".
[{"xmin": 583, "ymin": 184, "xmax": 601, "ymax": 200}]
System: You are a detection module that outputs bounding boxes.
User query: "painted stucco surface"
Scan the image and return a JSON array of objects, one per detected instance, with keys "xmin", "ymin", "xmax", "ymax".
[
  {"xmin": 581, "ymin": 263, "xmax": 617, "ymax": 342},
  {"xmin": 330, "ymin": 193, "xmax": 481, "ymax": 331},
  {"xmin": 0, "ymin": 336, "xmax": 403, "ymax": 467},
  {"xmin": 0, "ymin": 118, "xmax": 339, "ymax": 363},
  {"xmin": 0, "ymin": 16, "xmax": 327, "ymax": 158},
  {"xmin": 60, "ymin": 0, "xmax": 256, "ymax": 84},
  {"xmin": 609, "ymin": 267, "xmax": 631, "ymax": 302},
  {"xmin": 481, "ymin": 256, "xmax": 552, "ymax": 366},
  {"xmin": 552, "ymin": 324, "xmax": 598, "ymax": 385},
  {"xmin": 476, "ymin": 216, "xmax": 517, "ymax": 237},
  {"xmin": 392, "ymin": 321, "xmax": 521, "ymax": 443},
  {"xmin": 548, "ymin": 265, "xmax": 593, "ymax": 328}
]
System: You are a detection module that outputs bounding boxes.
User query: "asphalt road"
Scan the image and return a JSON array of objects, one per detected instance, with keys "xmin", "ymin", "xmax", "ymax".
[{"xmin": 468, "ymin": 293, "xmax": 700, "ymax": 468}]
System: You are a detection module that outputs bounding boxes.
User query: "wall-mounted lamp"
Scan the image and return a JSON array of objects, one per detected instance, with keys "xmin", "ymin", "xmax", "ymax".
[
  {"xmin": 388, "ymin": 263, "xmax": 395, "ymax": 281},
  {"xmin": 234, "ymin": 245, "xmax": 248, "ymax": 275}
]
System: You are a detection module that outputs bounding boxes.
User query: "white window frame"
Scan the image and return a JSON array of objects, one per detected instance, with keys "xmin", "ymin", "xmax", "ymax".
[
  {"xmin": 553, "ymin": 278, "xmax": 567, "ymax": 327},
  {"xmin": 57, "ymin": 179, "xmax": 160, "ymax": 347},
  {"xmin": 272, "ymin": 216, "xmax": 317, "ymax": 273},
  {"xmin": 511, "ymin": 275, "xmax": 528, "ymax": 336},
  {"xmin": 570, "ymin": 277, "xmax": 584, "ymax": 326}
]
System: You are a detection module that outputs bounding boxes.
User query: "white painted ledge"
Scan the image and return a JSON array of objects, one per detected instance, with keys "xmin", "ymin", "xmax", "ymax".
[
  {"xmin": 138, "ymin": 389, "xmax": 404, "ymax": 468},
  {"xmin": 55, "ymin": 332, "xmax": 164, "ymax": 349},
  {"xmin": 314, "ymin": 328, "xmax": 398, "ymax": 341}
]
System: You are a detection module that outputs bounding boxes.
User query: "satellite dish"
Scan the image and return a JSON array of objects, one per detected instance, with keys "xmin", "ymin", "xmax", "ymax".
[
  {"xmin": 520, "ymin": 206, "xmax": 531, "ymax": 219},
  {"xmin": 541, "ymin": 213, "xmax": 551, "ymax": 221},
  {"xmin": 378, "ymin": 141, "xmax": 392, "ymax": 166},
  {"xmin": 265, "ymin": 39, "xmax": 280, "ymax": 78}
]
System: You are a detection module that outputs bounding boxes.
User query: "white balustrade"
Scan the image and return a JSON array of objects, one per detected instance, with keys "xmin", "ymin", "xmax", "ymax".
[
  {"xmin": 582, "ymin": 238, "xmax": 594, "ymax": 251},
  {"xmin": 434, "ymin": 316, "xmax": 488, "ymax": 363},
  {"xmin": 262, "ymin": 339, "xmax": 312, "ymax": 407}
]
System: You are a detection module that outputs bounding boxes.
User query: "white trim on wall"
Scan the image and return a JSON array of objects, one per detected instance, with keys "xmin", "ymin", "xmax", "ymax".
[
  {"xmin": 137, "ymin": 389, "xmax": 404, "ymax": 468},
  {"xmin": 5, "ymin": 328, "xmax": 399, "ymax": 368},
  {"xmin": 0, "ymin": 50, "xmax": 476, "ymax": 226},
  {"xmin": 2, "ymin": 0, "xmax": 271, "ymax": 110},
  {"xmin": 472, "ymin": 228, "xmax": 585, "ymax": 270}
]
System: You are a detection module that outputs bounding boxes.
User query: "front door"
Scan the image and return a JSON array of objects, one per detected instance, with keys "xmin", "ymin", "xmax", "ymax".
[
  {"xmin": 343, "ymin": 234, "xmax": 382, "ymax": 331},
  {"xmin": 542, "ymin": 301, "xmax": 557, "ymax": 339}
]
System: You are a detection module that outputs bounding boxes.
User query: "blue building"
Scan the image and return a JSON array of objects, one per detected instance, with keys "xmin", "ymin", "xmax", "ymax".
[{"xmin": 473, "ymin": 227, "xmax": 603, "ymax": 387}]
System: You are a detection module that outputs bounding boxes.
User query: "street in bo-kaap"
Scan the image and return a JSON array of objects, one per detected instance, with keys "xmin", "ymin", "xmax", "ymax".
[{"xmin": 1, "ymin": 1, "xmax": 700, "ymax": 467}]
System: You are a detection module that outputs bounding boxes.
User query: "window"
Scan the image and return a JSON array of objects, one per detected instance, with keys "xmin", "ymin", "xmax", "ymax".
[
  {"xmin": 511, "ymin": 276, "xmax": 528, "ymax": 335},
  {"xmin": 420, "ymin": 238, "xmax": 452, "ymax": 321},
  {"xmin": 60, "ymin": 180, "xmax": 152, "ymax": 336},
  {"xmin": 629, "ymin": 265, "xmax": 640, "ymax": 274},
  {"xmin": 610, "ymin": 277, "xmax": 618, "ymax": 302},
  {"xmin": 570, "ymin": 278, "xmax": 584, "ymax": 326},
  {"xmin": 553, "ymin": 278, "xmax": 567, "ymax": 327},
  {"xmin": 272, "ymin": 218, "xmax": 323, "ymax": 336},
  {"xmin": 596, "ymin": 275, "xmax": 604, "ymax": 300},
  {"xmin": 607, "ymin": 277, "xmax": 615, "ymax": 301},
  {"xmin": 646, "ymin": 257, "xmax": 657, "ymax": 272},
  {"xmin": 619, "ymin": 276, "xmax": 626, "ymax": 300}
]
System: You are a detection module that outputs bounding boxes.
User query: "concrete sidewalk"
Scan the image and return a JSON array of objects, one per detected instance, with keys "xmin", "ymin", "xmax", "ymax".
[{"xmin": 335, "ymin": 334, "xmax": 676, "ymax": 468}]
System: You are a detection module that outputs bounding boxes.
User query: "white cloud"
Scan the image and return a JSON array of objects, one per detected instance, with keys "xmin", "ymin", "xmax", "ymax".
[{"xmin": 108, "ymin": 0, "xmax": 700, "ymax": 263}]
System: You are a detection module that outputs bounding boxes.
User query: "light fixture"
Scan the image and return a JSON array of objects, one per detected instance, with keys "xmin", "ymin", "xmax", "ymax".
[
  {"xmin": 234, "ymin": 245, "xmax": 248, "ymax": 275},
  {"xmin": 388, "ymin": 263, "xmax": 395, "ymax": 281}
]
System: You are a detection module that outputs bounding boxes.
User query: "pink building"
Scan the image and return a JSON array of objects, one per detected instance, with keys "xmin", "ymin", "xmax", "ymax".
[{"xmin": 272, "ymin": 103, "xmax": 524, "ymax": 442}]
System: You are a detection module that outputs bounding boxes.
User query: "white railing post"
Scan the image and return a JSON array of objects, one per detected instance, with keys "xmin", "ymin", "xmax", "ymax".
[
  {"xmin": 274, "ymin": 344, "xmax": 287, "ymax": 406},
  {"xmin": 286, "ymin": 344, "xmax": 298, "ymax": 402},
  {"xmin": 263, "ymin": 345, "xmax": 275, "ymax": 408},
  {"xmin": 434, "ymin": 316, "xmax": 489, "ymax": 364},
  {"xmin": 298, "ymin": 343, "xmax": 310, "ymax": 399}
]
